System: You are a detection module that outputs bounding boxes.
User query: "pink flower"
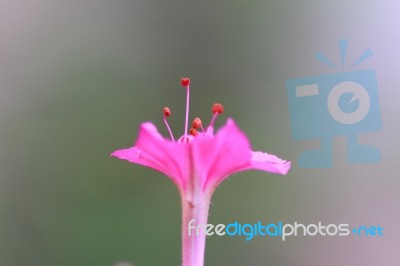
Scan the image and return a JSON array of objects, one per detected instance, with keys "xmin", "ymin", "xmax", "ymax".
[{"xmin": 111, "ymin": 78, "xmax": 291, "ymax": 266}]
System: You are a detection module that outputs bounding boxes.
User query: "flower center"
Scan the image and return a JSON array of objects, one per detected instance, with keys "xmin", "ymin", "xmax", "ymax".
[{"xmin": 162, "ymin": 77, "xmax": 224, "ymax": 143}]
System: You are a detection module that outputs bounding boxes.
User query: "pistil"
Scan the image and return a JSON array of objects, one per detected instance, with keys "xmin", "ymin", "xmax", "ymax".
[
  {"xmin": 181, "ymin": 77, "xmax": 191, "ymax": 140},
  {"xmin": 163, "ymin": 107, "xmax": 175, "ymax": 142}
]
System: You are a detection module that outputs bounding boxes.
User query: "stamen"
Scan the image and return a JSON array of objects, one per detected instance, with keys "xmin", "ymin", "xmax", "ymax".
[
  {"xmin": 163, "ymin": 107, "xmax": 175, "ymax": 142},
  {"xmin": 180, "ymin": 77, "xmax": 191, "ymax": 139},
  {"xmin": 209, "ymin": 103, "xmax": 224, "ymax": 128}
]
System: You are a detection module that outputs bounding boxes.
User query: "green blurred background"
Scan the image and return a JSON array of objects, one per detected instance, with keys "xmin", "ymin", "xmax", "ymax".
[{"xmin": 1, "ymin": 0, "xmax": 399, "ymax": 265}]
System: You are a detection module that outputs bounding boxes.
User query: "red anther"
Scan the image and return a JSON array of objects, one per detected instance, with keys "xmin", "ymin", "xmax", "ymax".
[
  {"xmin": 163, "ymin": 107, "xmax": 171, "ymax": 117},
  {"xmin": 192, "ymin": 118, "xmax": 202, "ymax": 129},
  {"xmin": 189, "ymin": 128, "xmax": 198, "ymax": 136},
  {"xmin": 212, "ymin": 103, "xmax": 224, "ymax": 114},
  {"xmin": 180, "ymin": 77, "xmax": 191, "ymax": 87}
]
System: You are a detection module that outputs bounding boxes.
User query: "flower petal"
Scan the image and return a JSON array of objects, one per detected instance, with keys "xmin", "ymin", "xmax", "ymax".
[
  {"xmin": 191, "ymin": 118, "xmax": 252, "ymax": 191},
  {"xmin": 111, "ymin": 122, "xmax": 190, "ymax": 189},
  {"xmin": 250, "ymin": 151, "xmax": 291, "ymax": 175}
]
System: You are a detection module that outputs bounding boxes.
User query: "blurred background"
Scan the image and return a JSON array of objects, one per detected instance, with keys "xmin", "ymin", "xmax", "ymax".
[{"xmin": 1, "ymin": 0, "xmax": 399, "ymax": 265}]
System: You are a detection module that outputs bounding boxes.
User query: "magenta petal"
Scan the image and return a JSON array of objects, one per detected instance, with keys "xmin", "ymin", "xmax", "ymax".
[
  {"xmin": 192, "ymin": 118, "xmax": 252, "ymax": 191},
  {"xmin": 112, "ymin": 119, "xmax": 291, "ymax": 193},
  {"xmin": 111, "ymin": 122, "xmax": 190, "ymax": 189},
  {"xmin": 250, "ymin": 151, "xmax": 291, "ymax": 175}
]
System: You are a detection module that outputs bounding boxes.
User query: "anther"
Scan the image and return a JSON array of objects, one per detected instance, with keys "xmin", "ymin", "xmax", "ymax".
[
  {"xmin": 189, "ymin": 128, "xmax": 198, "ymax": 136},
  {"xmin": 212, "ymin": 103, "xmax": 224, "ymax": 114},
  {"xmin": 163, "ymin": 107, "xmax": 171, "ymax": 117},
  {"xmin": 192, "ymin": 118, "xmax": 202, "ymax": 129}
]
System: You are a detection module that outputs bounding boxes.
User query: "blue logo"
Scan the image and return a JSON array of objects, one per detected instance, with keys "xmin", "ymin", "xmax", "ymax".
[
  {"xmin": 188, "ymin": 219, "xmax": 383, "ymax": 241},
  {"xmin": 286, "ymin": 39, "xmax": 382, "ymax": 168}
]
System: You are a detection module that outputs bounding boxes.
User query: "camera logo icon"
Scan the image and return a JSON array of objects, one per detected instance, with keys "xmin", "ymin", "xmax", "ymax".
[{"xmin": 286, "ymin": 40, "xmax": 382, "ymax": 168}]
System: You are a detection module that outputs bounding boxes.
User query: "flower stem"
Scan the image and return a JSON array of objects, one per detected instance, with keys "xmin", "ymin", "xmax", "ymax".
[{"xmin": 181, "ymin": 191, "xmax": 212, "ymax": 266}]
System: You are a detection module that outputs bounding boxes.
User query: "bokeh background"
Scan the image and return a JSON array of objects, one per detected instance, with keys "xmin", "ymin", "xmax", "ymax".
[{"xmin": 1, "ymin": 1, "xmax": 399, "ymax": 265}]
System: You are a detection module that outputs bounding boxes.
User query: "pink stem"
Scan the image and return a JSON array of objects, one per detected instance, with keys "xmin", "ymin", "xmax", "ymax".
[
  {"xmin": 181, "ymin": 190, "xmax": 212, "ymax": 266},
  {"xmin": 200, "ymin": 125, "xmax": 205, "ymax": 135},
  {"xmin": 163, "ymin": 116, "xmax": 175, "ymax": 142},
  {"xmin": 207, "ymin": 113, "xmax": 219, "ymax": 133},
  {"xmin": 184, "ymin": 85, "xmax": 190, "ymax": 139}
]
